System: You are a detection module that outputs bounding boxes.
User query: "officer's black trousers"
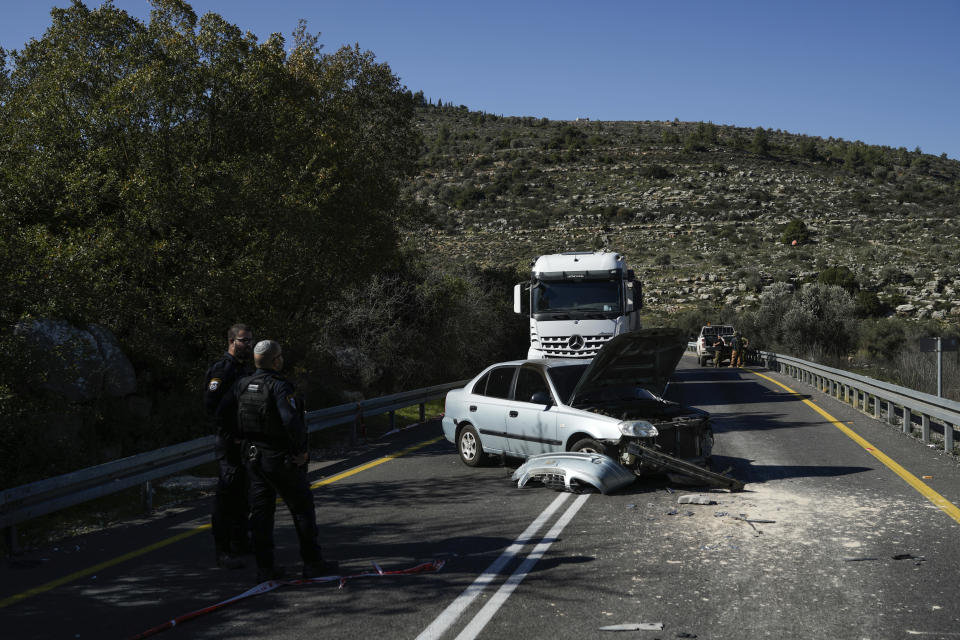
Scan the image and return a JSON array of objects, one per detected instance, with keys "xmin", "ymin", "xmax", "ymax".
[
  {"xmin": 212, "ymin": 439, "xmax": 250, "ymax": 554},
  {"xmin": 245, "ymin": 448, "xmax": 321, "ymax": 570}
]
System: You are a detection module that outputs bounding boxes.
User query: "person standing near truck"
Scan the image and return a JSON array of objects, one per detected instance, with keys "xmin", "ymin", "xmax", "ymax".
[
  {"xmin": 729, "ymin": 332, "xmax": 742, "ymax": 368},
  {"xmin": 737, "ymin": 334, "xmax": 750, "ymax": 367},
  {"xmin": 712, "ymin": 335, "xmax": 726, "ymax": 367},
  {"xmin": 220, "ymin": 339, "xmax": 339, "ymax": 582},
  {"xmin": 204, "ymin": 324, "xmax": 254, "ymax": 570}
]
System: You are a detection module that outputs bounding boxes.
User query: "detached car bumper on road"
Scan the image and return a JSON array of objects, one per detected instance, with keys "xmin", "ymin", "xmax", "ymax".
[{"xmin": 442, "ymin": 328, "xmax": 715, "ymax": 478}]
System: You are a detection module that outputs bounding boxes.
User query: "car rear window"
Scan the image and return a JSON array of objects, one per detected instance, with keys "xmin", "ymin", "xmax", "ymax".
[
  {"xmin": 484, "ymin": 367, "xmax": 516, "ymax": 399},
  {"xmin": 470, "ymin": 372, "xmax": 489, "ymax": 395}
]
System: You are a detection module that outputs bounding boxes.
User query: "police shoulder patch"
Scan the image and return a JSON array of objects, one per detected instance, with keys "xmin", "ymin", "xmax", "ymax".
[{"xmin": 208, "ymin": 378, "xmax": 221, "ymax": 392}]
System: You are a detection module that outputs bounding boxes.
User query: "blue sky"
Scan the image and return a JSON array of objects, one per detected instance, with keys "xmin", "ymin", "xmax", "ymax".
[{"xmin": 3, "ymin": 0, "xmax": 959, "ymax": 159}]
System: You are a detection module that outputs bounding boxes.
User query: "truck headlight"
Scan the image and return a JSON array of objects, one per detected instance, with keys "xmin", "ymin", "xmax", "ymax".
[{"xmin": 618, "ymin": 420, "xmax": 659, "ymax": 437}]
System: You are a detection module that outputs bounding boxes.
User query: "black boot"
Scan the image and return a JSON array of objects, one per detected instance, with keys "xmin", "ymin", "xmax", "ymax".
[{"xmin": 303, "ymin": 558, "xmax": 339, "ymax": 578}]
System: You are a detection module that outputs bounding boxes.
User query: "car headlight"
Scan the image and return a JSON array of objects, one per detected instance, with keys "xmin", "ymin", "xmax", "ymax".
[{"xmin": 618, "ymin": 420, "xmax": 659, "ymax": 437}]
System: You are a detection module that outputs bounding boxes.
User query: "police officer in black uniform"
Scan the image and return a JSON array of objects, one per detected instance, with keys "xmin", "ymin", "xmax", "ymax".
[
  {"xmin": 204, "ymin": 323, "xmax": 254, "ymax": 569},
  {"xmin": 218, "ymin": 339, "xmax": 338, "ymax": 582}
]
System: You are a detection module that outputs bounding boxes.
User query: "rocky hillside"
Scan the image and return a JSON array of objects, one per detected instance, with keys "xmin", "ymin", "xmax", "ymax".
[{"xmin": 401, "ymin": 105, "xmax": 960, "ymax": 322}]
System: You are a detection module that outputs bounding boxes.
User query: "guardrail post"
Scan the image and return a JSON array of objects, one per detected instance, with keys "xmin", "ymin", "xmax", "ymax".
[
  {"xmin": 921, "ymin": 414, "xmax": 930, "ymax": 444},
  {"xmin": 886, "ymin": 401, "xmax": 895, "ymax": 425},
  {"xmin": 389, "ymin": 410, "xmax": 396, "ymax": 432},
  {"xmin": 903, "ymin": 407, "xmax": 912, "ymax": 435},
  {"xmin": 3, "ymin": 525, "xmax": 19, "ymax": 555},
  {"xmin": 352, "ymin": 404, "xmax": 362, "ymax": 446},
  {"xmin": 873, "ymin": 395, "xmax": 880, "ymax": 419},
  {"xmin": 419, "ymin": 403, "xmax": 426, "ymax": 423},
  {"xmin": 141, "ymin": 480, "xmax": 154, "ymax": 513},
  {"xmin": 947, "ymin": 424, "xmax": 955, "ymax": 455}
]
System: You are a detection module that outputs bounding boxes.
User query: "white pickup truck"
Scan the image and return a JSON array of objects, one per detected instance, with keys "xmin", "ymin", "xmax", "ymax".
[{"xmin": 695, "ymin": 324, "xmax": 735, "ymax": 366}]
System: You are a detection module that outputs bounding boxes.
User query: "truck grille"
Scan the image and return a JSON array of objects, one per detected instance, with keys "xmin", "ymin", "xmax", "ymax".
[{"xmin": 539, "ymin": 334, "xmax": 613, "ymax": 358}]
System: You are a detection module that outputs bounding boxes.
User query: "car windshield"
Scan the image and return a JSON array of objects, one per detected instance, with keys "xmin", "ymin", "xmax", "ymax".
[
  {"xmin": 546, "ymin": 364, "xmax": 589, "ymax": 404},
  {"xmin": 532, "ymin": 280, "xmax": 622, "ymax": 315}
]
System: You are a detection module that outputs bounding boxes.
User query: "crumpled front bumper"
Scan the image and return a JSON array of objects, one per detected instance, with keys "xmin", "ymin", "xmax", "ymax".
[{"xmin": 511, "ymin": 452, "xmax": 637, "ymax": 494}]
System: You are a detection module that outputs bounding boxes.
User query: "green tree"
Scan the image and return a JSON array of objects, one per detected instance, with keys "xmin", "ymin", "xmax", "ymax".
[
  {"xmin": 750, "ymin": 127, "xmax": 771, "ymax": 155},
  {"xmin": 0, "ymin": 1, "xmax": 420, "ymax": 452},
  {"xmin": 798, "ymin": 137, "xmax": 820, "ymax": 161},
  {"xmin": 818, "ymin": 266, "xmax": 860, "ymax": 294},
  {"xmin": 661, "ymin": 129, "xmax": 680, "ymax": 144},
  {"xmin": 780, "ymin": 219, "xmax": 810, "ymax": 244},
  {"xmin": 854, "ymin": 290, "xmax": 885, "ymax": 317},
  {"xmin": 782, "ymin": 283, "xmax": 856, "ymax": 358}
]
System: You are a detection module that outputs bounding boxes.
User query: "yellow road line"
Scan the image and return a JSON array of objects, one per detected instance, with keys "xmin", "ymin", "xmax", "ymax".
[
  {"xmin": 0, "ymin": 435, "xmax": 446, "ymax": 609},
  {"xmin": 750, "ymin": 369, "xmax": 960, "ymax": 526},
  {"xmin": 311, "ymin": 436, "xmax": 444, "ymax": 488}
]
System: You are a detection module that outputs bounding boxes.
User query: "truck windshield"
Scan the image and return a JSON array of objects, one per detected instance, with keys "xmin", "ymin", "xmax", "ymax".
[{"xmin": 532, "ymin": 281, "xmax": 622, "ymax": 315}]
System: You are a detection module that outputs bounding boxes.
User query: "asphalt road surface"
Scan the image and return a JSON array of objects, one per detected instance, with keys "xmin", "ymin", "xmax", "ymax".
[{"xmin": 3, "ymin": 355, "xmax": 960, "ymax": 640}]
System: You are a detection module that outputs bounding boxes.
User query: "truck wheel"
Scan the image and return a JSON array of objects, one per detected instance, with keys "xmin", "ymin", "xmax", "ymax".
[
  {"xmin": 458, "ymin": 425, "xmax": 486, "ymax": 467},
  {"xmin": 571, "ymin": 438, "xmax": 610, "ymax": 457},
  {"xmin": 698, "ymin": 356, "xmax": 706, "ymax": 367}
]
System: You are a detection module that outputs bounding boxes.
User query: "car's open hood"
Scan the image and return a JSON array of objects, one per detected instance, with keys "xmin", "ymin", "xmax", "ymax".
[{"xmin": 567, "ymin": 328, "xmax": 687, "ymax": 406}]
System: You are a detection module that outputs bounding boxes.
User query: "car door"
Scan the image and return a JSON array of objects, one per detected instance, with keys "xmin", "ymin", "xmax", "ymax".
[
  {"xmin": 503, "ymin": 366, "xmax": 559, "ymax": 456},
  {"xmin": 467, "ymin": 365, "xmax": 516, "ymax": 454}
]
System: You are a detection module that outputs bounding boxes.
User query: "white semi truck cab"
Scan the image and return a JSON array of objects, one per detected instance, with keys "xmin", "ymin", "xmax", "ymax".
[{"xmin": 514, "ymin": 251, "xmax": 643, "ymax": 359}]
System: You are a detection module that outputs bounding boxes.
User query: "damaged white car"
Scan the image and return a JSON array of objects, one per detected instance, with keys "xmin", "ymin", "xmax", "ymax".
[{"xmin": 442, "ymin": 328, "xmax": 741, "ymax": 490}]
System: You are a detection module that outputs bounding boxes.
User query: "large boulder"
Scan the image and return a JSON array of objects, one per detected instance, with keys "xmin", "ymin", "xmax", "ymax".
[{"xmin": 14, "ymin": 319, "xmax": 137, "ymax": 402}]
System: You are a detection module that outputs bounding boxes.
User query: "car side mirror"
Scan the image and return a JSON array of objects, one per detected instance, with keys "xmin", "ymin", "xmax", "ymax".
[{"xmin": 530, "ymin": 391, "xmax": 553, "ymax": 406}]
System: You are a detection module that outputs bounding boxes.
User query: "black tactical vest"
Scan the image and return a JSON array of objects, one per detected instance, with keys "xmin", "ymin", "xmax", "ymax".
[{"xmin": 237, "ymin": 372, "xmax": 284, "ymax": 443}]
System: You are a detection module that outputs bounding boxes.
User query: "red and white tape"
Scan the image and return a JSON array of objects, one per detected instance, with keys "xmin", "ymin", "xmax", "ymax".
[{"xmin": 129, "ymin": 559, "xmax": 445, "ymax": 639}]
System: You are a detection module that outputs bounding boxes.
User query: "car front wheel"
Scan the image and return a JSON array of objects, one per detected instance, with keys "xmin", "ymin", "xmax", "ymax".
[
  {"xmin": 458, "ymin": 425, "xmax": 485, "ymax": 467},
  {"xmin": 570, "ymin": 437, "xmax": 610, "ymax": 457}
]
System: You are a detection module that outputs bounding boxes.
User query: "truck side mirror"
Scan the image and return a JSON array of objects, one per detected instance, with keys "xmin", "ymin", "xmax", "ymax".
[
  {"xmin": 627, "ymin": 281, "xmax": 643, "ymax": 311},
  {"xmin": 513, "ymin": 283, "xmax": 523, "ymax": 314}
]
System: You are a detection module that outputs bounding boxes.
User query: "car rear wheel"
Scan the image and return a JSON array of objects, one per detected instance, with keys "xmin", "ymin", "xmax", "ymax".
[
  {"xmin": 570, "ymin": 437, "xmax": 610, "ymax": 457},
  {"xmin": 458, "ymin": 425, "xmax": 485, "ymax": 467}
]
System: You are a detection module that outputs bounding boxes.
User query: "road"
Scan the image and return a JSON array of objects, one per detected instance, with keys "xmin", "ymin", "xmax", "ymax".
[{"xmin": 3, "ymin": 355, "xmax": 960, "ymax": 640}]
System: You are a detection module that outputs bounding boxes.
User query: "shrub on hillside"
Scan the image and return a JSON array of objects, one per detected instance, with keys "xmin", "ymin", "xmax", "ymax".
[
  {"xmin": 857, "ymin": 318, "xmax": 907, "ymax": 361},
  {"xmin": 818, "ymin": 266, "xmax": 860, "ymax": 293},
  {"xmin": 639, "ymin": 164, "xmax": 672, "ymax": 179},
  {"xmin": 780, "ymin": 219, "xmax": 811, "ymax": 245}
]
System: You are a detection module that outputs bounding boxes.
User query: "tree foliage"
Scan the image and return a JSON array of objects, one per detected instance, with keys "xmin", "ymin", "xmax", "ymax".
[
  {"xmin": 817, "ymin": 265, "xmax": 860, "ymax": 294},
  {"xmin": 0, "ymin": 0, "xmax": 420, "ymax": 381},
  {"xmin": 738, "ymin": 283, "xmax": 855, "ymax": 360},
  {"xmin": 780, "ymin": 219, "xmax": 810, "ymax": 245}
]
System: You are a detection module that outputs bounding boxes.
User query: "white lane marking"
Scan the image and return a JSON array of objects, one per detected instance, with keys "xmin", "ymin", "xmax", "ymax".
[
  {"xmin": 453, "ymin": 493, "xmax": 590, "ymax": 640},
  {"xmin": 415, "ymin": 492, "xmax": 570, "ymax": 640}
]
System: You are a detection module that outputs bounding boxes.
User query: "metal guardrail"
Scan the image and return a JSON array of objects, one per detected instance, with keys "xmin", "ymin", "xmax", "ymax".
[
  {"xmin": 0, "ymin": 380, "xmax": 468, "ymax": 541},
  {"xmin": 758, "ymin": 351, "xmax": 959, "ymax": 455}
]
